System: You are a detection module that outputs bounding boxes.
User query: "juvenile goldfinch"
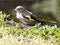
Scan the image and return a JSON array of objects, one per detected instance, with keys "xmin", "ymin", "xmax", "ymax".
[{"xmin": 14, "ymin": 6, "xmax": 46, "ymax": 27}]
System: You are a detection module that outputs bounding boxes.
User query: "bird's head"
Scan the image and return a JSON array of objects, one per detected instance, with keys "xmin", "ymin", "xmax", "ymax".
[{"xmin": 14, "ymin": 6, "xmax": 24, "ymax": 12}]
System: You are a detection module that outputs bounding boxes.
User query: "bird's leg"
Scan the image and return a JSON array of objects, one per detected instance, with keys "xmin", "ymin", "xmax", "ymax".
[
  {"xmin": 20, "ymin": 23, "xmax": 25, "ymax": 28},
  {"xmin": 20, "ymin": 22, "xmax": 28, "ymax": 28}
]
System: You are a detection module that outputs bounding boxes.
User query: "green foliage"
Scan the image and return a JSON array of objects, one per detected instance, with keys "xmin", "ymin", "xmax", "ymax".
[
  {"xmin": 0, "ymin": 11, "xmax": 60, "ymax": 45},
  {"xmin": 0, "ymin": 11, "xmax": 6, "ymax": 27},
  {"xmin": 0, "ymin": 11, "xmax": 60, "ymax": 37}
]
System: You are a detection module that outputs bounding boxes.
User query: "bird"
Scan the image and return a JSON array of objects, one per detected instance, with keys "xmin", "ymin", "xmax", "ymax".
[{"xmin": 14, "ymin": 6, "xmax": 46, "ymax": 27}]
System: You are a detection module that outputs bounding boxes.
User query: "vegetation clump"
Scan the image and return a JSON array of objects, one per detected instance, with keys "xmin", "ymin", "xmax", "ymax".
[{"xmin": 0, "ymin": 11, "xmax": 60, "ymax": 45}]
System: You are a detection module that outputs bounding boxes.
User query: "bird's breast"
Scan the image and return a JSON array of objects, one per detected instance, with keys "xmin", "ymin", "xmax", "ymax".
[{"xmin": 16, "ymin": 13, "xmax": 23, "ymax": 19}]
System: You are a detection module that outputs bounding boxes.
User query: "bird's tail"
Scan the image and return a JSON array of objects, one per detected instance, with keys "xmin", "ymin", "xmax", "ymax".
[{"xmin": 35, "ymin": 18, "xmax": 46, "ymax": 25}]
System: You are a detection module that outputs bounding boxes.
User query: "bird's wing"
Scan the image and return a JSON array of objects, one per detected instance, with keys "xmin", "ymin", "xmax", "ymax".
[
  {"xmin": 23, "ymin": 10, "xmax": 42, "ymax": 22},
  {"xmin": 22, "ymin": 14, "xmax": 35, "ymax": 21},
  {"xmin": 22, "ymin": 10, "xmax": 36, "ymax": 21},
  {"xmin": 22, "ymin": 10, "xmax": 46, "ymax": 25}
]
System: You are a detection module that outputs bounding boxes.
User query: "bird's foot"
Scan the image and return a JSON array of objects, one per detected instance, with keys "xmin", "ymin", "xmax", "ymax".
[{"xmin": 20, "ymin": 23, "xmax": 26, "ymax": 28}]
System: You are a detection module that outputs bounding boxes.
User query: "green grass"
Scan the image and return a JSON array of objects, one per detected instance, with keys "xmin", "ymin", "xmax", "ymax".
[{"xmin": 0, "ymin": 11, "xmax": 60, "ymax": 45}]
